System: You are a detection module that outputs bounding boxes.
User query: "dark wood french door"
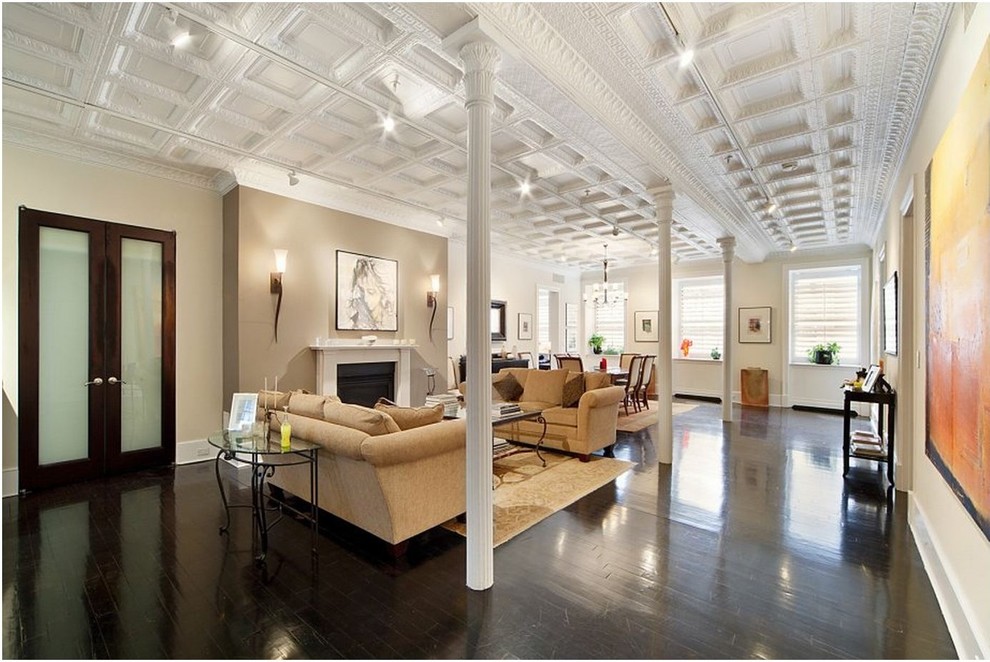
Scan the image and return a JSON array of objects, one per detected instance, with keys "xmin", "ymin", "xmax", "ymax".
[{"xmin": 18, "ymin": 207, "xmax": 176, "ymax": 491}]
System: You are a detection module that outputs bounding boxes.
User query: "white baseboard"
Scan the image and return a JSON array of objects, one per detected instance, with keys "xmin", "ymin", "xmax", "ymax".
[
  {"xmin": 910, "ymin": 497, "xmax": 988, "ymax": 659},
  {"xmin": 176, "ymin": 438, "xmax": 213, "ymax": 465},
  {"xmin": 3, "ymin": 468, "xmax": 18, "ymax": 498},
  {"xmin": 730, "ymin": 390, "xmax": 784, "ymax": 407}
]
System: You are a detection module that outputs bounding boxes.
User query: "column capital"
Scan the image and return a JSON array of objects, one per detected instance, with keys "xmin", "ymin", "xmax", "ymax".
[
  {"xmin": 646, "ymin": 183, "xmax": 675, "ymax": 202},
  {"xmin": 649, "ymin": 183, "xmax": 675, "ymax": 225},
  {"xmin": 459, "ymin": 41, "xmax": 500, "ymax": 75},
  {"xmin": 717, "ymin": 236, "xmax": 736, "ymax": 262}
]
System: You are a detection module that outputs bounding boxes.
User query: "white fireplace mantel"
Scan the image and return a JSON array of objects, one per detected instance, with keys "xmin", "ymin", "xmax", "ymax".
[{"xmin": 310, "ymin": 344, "xmax": 417, "ymax": 405}]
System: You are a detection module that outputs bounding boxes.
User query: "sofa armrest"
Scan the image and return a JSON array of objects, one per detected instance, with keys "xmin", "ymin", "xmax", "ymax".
[
  {"xmin": 578, "ymin": 385, "xmax": 625, "ymax": 409},
  {"xmin": 282, "ymin": 413, "xmax": 368, "ymax": 461},
  {"xmin": 360, "ymin": 419, "xmax": 467, "ymax": 467}
]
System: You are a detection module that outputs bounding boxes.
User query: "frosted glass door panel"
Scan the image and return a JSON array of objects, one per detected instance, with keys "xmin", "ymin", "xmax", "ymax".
[
  {"xmin": 120, "ymin": 238, "xmax": 163, "ymax": 452},
  {"xmin": 38, "ymin": 227, "xmax": 90, "ymax": 465}
]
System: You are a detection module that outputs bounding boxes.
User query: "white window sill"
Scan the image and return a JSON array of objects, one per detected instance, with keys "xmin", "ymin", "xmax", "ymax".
[
  {"xmin": 788, "ymin": 362, "xmax": 854, "ymax": 368},
  {"xmin": 674, "ymin": 357, "xmax": 722, "ymax": 363}
]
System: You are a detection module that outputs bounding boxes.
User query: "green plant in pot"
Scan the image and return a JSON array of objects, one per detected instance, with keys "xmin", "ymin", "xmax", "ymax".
[
  {"xmin": 589, "ymin": 333, "xmax": 604, "ymax": 354},
  {"xmin": 808, "ymin": 341, "xmax": 841, "ymax": 365}
]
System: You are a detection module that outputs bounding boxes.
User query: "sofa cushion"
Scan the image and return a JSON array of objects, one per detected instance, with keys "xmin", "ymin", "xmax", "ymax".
[
  {"xmin": 493, "ymin": 372, "xmax": 524, "ymax": 402},
  {"xmin": 257, "ymin": 389, "xmax": 291, "ymax": 412},
  {"xmin": 584, "ymin": 372, "xmax": 612, "ymax": 391},
  {"xmin": 374, "ymin": 401, "xmax": 444, "ymax": 431},
  {"xmin": 562, "ymin": 372, "xmax": 585, "ymax": 408},
  {"xmin": 520, "ymin": 369, "xmax": 569, "ymax": 406},
  {"xmin": 541, "ymin": 406, "xmax": 578, "ymax": 428},
  {"xmin": 288, "ymin": 391, "xmax": 338, "ymax": 418},
  {"xmin": 323, "ymin": 400, "xmax": 401, "ymax": 436}
]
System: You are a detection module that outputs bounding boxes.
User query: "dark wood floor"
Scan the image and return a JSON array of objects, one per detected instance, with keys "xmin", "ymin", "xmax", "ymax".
[{"xmin": 3, "ymin": 401, "xmax": 956, "ymax": 659}]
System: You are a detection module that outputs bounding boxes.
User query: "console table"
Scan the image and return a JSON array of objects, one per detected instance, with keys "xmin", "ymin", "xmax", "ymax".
[
  {"xmin": 457, "ymin": 356, "xmax": 530, "ymax": 383},
  {"xmin": 208, "ymin": 430, "xmax": 319, "ymax": 563},
  {"xmin": 842, "ymin": 388, "xmax": 896, "ymax": 485}
]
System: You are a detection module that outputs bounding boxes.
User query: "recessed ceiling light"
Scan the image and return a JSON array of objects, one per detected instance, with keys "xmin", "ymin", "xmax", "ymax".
[
  {"xmin": 172, "ymin": 32, "xmax": 192, "ymax": 48},
  {"xmin": 650, "ymin": 246, "xmax": 659, "ymax": 256},
  {"xmin": 767, "ymin": 201, "xmax": 779, "ymax": 214},
  {"xmin": 436, "ymin": 217, "xmax": 445, "ymax": 228},
  {"xmin": 520, "ymin": 181, "xmax": 531, "ymax": 195},
  {"xmin": 679, "ymin": 48, "xmax": 694, "ymax": 68},
  {"xmin": 790, "ymin": 243, "xmax": 798, "ymax": 252},
  {"xmin": 383, "ymin": 116, "xmax": 396, "ymax": 132}
]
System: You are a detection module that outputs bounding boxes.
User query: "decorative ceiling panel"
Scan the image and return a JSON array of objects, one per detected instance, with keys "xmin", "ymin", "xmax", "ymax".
[{"xmin": 1, "ymin": 2, "xmax": 951, "ymax": 269}]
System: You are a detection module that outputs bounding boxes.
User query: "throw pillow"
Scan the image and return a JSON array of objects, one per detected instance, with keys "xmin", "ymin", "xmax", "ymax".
[
  {"xmin": 520, "ymin": 368, "xmax": 569, "ymax": 405},
  {"xmin": 374, "ymin": 400, "xmax": 444, "ymax": 430},
  {"xmin": 562, "ymin": 372, "xmax": 585, "ymax": 408},
  {"xmin": 288, "ymin": 392, "xmax": 332, "ymax": 419},
  {"xmin": 493, "ymin": 372, "xmax": 524, "ymax": 401},
  {"xmin": 323, "ymin": 400, "xmax": 401, "ymax": 436}
]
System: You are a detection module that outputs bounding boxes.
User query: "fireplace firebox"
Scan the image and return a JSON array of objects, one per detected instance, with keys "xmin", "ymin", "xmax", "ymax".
[{"xmin": 337, "ymin": 362, "xmax": 395, "ymax": 407}]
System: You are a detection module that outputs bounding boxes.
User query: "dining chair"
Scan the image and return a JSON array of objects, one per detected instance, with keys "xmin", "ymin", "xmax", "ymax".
[
  {"xmin": 517, "ymin": 351, "xmax": 534, "ymax": 368},
  {"xmin": 636, "ymin": 355, "xmax": 655, "ymax": 410},
  {"xmin": 622, "ymin": 355, "xmax": 645, "ymax": 415},
  {"xmin": 555, "ymin": 354, "xmax": 584, "ymax": 372},
  {"xmin": 616, "ymin": 353, "xmax": 639, "ymax": 385}
]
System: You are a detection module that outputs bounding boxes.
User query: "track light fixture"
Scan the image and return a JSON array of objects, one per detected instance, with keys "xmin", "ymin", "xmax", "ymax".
[{"xmin": 288, "ymin": 170, "xmax": 299, "ymax": 186}]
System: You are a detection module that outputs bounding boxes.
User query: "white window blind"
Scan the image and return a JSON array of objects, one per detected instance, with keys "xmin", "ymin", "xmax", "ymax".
[
  {"xmin": 585, "ymin": 284, "xmax": 625, "ymax": 352},
  {"xmin": 789, "ymin": 266, "xmax": 861, "ymax": 363},
  {"xmin": 676, "ymin": 277, "xmax": 724, "ymax": 358},
  {"xmin": 537, "ymin": 289, "xmax": 550, "ymax": 347}
]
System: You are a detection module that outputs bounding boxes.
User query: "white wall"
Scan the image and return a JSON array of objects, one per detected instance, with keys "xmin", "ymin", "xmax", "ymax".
[
  {"xmin": 447, "ymin": 242, "xmax": 581, "ymax": 384},
  {"xmin": 2, "ymin": 145, "xmax": 223, "ymax": 486},
  {"xmin": 876, "ymin": 7, "xmax": 990, "ymax": 656}
]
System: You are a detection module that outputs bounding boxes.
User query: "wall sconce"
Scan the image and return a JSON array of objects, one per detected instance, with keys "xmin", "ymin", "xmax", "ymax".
[
  {"xmin": 271, "ymin": 249, "xmax": 287, "ymax": 342},
  {"xmin": 427, "ymin": 274, "xmax": 440, "ymax": 342}
]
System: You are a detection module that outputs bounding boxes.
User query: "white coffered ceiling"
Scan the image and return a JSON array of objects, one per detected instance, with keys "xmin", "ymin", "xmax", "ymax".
[{"xmin": 2, "ymin": 3, "xmax": 950, "ymax": 269}]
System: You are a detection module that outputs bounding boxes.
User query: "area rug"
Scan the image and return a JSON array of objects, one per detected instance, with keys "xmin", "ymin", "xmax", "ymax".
[
  {"xmin": 616, "ymin": 402, "xmax": 698, "ymax": 432},
  {"xmin": 443, "ymin": 451, "xmax": 633, "ymax": 547}
]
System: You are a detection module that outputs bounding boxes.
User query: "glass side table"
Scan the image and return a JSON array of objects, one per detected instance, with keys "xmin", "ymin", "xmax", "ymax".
[{"xmin": 207, "ymin": 429, "xmax": 319, "ymax": 564}]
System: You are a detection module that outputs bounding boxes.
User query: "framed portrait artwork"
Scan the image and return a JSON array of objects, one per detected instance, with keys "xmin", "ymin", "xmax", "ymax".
[
  {"xmin": 336, "ymin": 250, "xmax": 398, "ymax": 331},
  {"xmin": 518, "ymin": 313, "xmax": 533, "ymax": 340},
  {"xmin": 634, "ymin": 310, "xmax": 659, "ymax": 342},
  {"xmin": 738, "ymin": 306, "xmax": 772, "ymax": 343}
]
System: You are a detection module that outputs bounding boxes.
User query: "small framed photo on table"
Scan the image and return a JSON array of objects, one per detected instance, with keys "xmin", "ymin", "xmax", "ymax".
[
  {"xmin": 739, "ymin": 306, "xmax": 772, "ymax": 343},
  {"xmin": 862, "ymin": 364, "xmax": 882, "ymax": 392},
  {"xmin": 228, "ymin": 393, "xmax": 258, "ymax": 431}
]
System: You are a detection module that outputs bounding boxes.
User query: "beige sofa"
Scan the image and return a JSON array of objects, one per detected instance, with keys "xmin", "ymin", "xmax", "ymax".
[
  {"xmin": 485, "ymin": 368, "xmax": 624, "ymax": 461},
  {"xmin": 256, "ymin": 390, "xmax": 466, "ymax": 548}
]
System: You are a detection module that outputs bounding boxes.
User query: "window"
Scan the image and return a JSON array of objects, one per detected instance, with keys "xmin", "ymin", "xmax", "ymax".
[
  {"xmin": 584, "ymin": 283, "xmax": 625, "ymax": 353},
  {"xmin": 675, "ymin": 276, "xmax": 724, "ymax": 359},
  {"xmin": 789, "ymin": 265, "xmax": 862, "ymax": 364},
  {"xmin": 537, "ymin": 288, "xmax": 550, "ymax": 348}
]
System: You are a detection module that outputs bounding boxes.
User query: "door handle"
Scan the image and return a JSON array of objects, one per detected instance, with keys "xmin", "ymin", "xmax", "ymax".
[
  {"xmin": 84, "ymin": 377, "xmax": 104, "ymax": 387},
  {"xmin": 107, "ymin": 377, "xmax": 126, "ymax": 385}
]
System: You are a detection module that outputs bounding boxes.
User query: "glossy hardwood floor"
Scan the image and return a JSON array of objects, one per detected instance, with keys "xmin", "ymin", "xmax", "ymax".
[{"xmin": 3, "ymin": 401, "xmax": 956, "ymax": 658}]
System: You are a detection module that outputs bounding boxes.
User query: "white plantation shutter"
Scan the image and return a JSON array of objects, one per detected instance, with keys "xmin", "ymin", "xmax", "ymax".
[
  {"xmin": 585, "ymin": 284, "xmax": 626, "ymax": 352},
  {"xmin": 790, "ymin": 266, "xmax": 861, "ymax": 363},
  {"xmin": 537, "ymin": 289, "xmax": 550, "ymax": 347},
  {"xmin": 676, "ymin": 277, "xmax": 723, "ymax": 358}
]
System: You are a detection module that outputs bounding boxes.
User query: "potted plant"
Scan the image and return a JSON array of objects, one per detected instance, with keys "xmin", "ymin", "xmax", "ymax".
[
  {"xmin": 588, "ymin": 333, "xmax": 604, "ymax": 354},
  {"xmin": 710, "ymin": 347, "xmax": 721, "ymax": 360},
  {"xmin": 808, "ymin": 341, "xmax": 841, "ymax": 365}
]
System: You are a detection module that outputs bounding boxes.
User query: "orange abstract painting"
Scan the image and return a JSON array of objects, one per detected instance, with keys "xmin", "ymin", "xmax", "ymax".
[{"xmin": 926, "ymin": 39, "xmax": 990, "ymax": 541}]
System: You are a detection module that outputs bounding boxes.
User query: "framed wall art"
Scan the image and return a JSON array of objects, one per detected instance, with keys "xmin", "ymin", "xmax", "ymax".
[
  {"xmin": 634, "ymin": 310, "xmax": 659, "ymax": 342},
  {"xmin": 518, "ymin": 312, "xmax": 533, "ymax": 340},
  {"xmin": 336, "ymin": 250, "xmax": 398, "ymax": 331},
  {"xmin": 738, "ymin": 306, "xmax": 772, "ymax": 344}
]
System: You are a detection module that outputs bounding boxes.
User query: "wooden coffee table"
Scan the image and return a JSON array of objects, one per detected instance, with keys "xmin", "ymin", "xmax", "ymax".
[{"xmin": 446, "ymin": 406, "xmax": 549, "ymax": 466}]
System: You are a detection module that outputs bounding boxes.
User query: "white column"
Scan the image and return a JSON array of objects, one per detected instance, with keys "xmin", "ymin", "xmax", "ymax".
[
  {"xmin": 649, "ymin": 185, "xmax": 675, "ymax": 465},
  {"xmin": 452, "ymin": 36, "xmax": 500, "ymax": 591},
  {"xmin": 717, "ymin": 237, "xmax": 736, "ymax": 422}
]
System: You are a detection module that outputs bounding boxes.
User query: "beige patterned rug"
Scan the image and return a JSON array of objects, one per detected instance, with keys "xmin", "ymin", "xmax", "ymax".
[
  {"xmin": 443, "ymin": 451, "xmax": 634, "ymax": 547},
  {"xmin": 616, "ymin": 402, "xmax": 698, "ymax": 432}
]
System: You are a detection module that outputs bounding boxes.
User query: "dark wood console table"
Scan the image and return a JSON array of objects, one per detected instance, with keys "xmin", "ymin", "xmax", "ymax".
[
  {"xmin": 458, "ymin": 356, "xmax": 530, "ymax": 383},
  {"xmin": 842, "ymin": 387, "xmax": 896, "ymax": 485}
]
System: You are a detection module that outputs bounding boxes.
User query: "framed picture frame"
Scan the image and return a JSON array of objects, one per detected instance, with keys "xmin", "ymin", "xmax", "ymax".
[
  {"xmin": 491, "ymin": 300, "xmax": 507, "ymax": 341},
  {"xmin": 862, "ymin": 364, "xmax": 881, "ymax": 393},
  {"xmin": 518, "ymin": 312, "xmax": 533, "ymax": 340},
  {"xmin": 634, "ymin": 310, "xmax": 659, "ymax": 342},
  {"xmin": 738, "ymin": 306, "xmax": 772, "ymax": 343},
  {"xmin": 228, "ymin": 393, "xmax": 258, "ymax": 431},
  {"xmin": 565, "ymin": 328, "xmax": 578, "ymax": 353},
  {"xmin": 883, "ymin": 272, "xmax": 898, "ymax": 355},
  {"xmin": 335, "ymin": 250, "xmax": 398, "ymax": 331},
  {"xmin": 565, "ymin": 302, "xmax": 578, "ymax": 329},
  {"xmin": 446, "ymin": 306, "xmax": 454, "ymax": 341}
]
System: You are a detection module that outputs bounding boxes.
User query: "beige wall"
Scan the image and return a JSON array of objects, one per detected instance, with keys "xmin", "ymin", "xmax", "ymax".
[
  {"xmin": 2, "ymin": 145, "xmax": 223, "ymax": 475},
  {"xmin": 225, "ymin": 186, "xmax": 447, "ymax": 405},
  {"xmin": 447, "ymin": 243, "xmax": 582, "ymax": 384},
  {"xmin": 876, "ymin": 7, "xmax": 990, "ymax": 656}
]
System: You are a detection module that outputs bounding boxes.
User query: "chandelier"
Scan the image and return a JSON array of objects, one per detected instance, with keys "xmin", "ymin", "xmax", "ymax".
[{"xmin": 589, "ymin": 244, "xmax": 627, "ymax": 306}]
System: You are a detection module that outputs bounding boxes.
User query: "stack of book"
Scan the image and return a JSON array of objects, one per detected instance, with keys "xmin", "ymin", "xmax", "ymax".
[
  {"xmin": 426, "ymin": 393, "xmax": 460, "ymax": 417},
  {"xmin": 491, "ymin": 402, "xmax": 521, "ymax": 419},
  {"xmin": 851, "ymin": 430, "xmax": 885, "ymax": 457}
]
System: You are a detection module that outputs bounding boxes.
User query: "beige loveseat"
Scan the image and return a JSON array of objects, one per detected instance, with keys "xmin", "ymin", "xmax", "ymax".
[
  {"xmin": 485, "ymin": 368, "xmax": 624, "ymax": 461},
  {"xmin": 257, "ymin": 390, "xmax": 465, "ymax": 548}
]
